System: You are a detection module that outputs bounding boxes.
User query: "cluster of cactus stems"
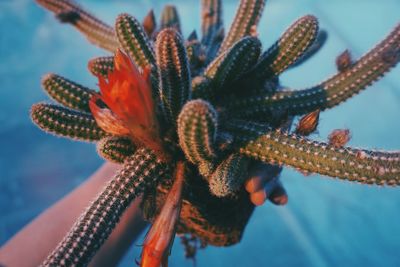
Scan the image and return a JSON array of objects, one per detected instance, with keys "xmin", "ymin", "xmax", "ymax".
[{"xmin": 31, "ymin": 0, "xmax": 400, "ymax": 266}]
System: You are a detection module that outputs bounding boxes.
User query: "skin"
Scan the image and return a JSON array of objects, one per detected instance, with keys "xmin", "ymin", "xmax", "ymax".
[{"xmin": 0, "ymin": 162, "xmax": 287, "ymax": 266}]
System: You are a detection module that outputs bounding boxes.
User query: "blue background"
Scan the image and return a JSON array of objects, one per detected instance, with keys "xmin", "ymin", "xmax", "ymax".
[{"xmin": 0, "ymin": 0, "xmax": 399, "ymax": 266}]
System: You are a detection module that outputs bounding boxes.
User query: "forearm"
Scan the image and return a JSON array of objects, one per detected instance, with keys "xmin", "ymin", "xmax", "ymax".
[{"xmin": 0, "ymin": 162, "xmax": 148, "ymax": 267}]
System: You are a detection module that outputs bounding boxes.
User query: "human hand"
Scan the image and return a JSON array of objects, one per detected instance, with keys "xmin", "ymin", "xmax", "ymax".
[{"xmin": 245, "ymin": 162, "xmax": 288, "ymax": 206}]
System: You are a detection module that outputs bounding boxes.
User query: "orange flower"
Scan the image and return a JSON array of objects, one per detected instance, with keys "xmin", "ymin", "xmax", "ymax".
[{"xmin": 90, "ymin": 50, "xmax": 162, "ymax": 152}]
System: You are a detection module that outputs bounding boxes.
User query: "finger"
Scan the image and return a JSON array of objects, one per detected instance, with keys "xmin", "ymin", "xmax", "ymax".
[
  {"xmin": 249, "ymin": 189, "xmax": 267, "ymax": 206},
  {"xmin": 268, "ymin": 182, "xmax": 288, "ymax": 206},
  {"xmin": 245, "ymin": 163, "xmax": 281, "ymax": 193}
]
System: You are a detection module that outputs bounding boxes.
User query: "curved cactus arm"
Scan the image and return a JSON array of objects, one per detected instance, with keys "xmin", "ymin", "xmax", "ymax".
[
  {"xmin": 227, "ymin": 24, "xmax": 400, "ymax": 118},
  {"xmin": 36, "ymin": 0, "xmax": 119, "ymax": 52},
  {"xmin": 217, "ymin": 0, "xmax": 265, "ymax": 55},
  {"xmin": 231, "ymin": 122, "xmax": 400, "ymax": 186},
  {"xmin": 160, "ymin": 5, "xmax": 182, "ymax": 33},
  {"xmin": 209, "ymin": 154, "xmax": 250, "ymax": 197},
  {"xmin": 204, "ymin": 36, "xmax": 261, "ymax": 99},
  {"xmin": 201, "ymin": 0, "xmax": 223, "ymax": 60},
  {"xmin": 41, "ymin": 73, "xmax": 95, "ymax": 113},
  {"xmin": 247, "ymin": 15, "xmax": 319, "ymax": 82},
  {"xmin": 88, "ymin": 56, "xmax": 114, "ymax": 78},
  {"xmin": 290, "ymin": 29, "xmax": 328, "ymax": 68},
  {"xmin": 41, "ymin": 148, "xmax": 169, "ymax": 266},
  {"xmin": 191, "ymin": 76, "xmax": 214, "ymax": 100},
  {"xmin": 31, "ymin": 103, "xmax": 106, "ymax": 142},
  {"xmin": 178, "ymin": 100, "xmax": 218, "ymax": 168},
  {"xmin": 115, "ymin": 14, "xmax": 156, "ymax": 68},
  {"xmin": 156, "ymin": 29, "xmax": 191, "ymax": 126},
  {"xmin": 96, "ymin": 136, "xmax": 136, "ymax": 164}
]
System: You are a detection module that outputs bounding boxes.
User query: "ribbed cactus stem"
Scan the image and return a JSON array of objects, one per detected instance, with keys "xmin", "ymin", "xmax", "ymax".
[
  {"xmin": 41, "ymin": 148, "xmax": 169, "ymax": 266},
  {"xmin": 201, "ymin": 0, "xmax": 223, "ymax": 60},
  {"xmin": 36, "ymin": 0, "xmax": 119, "ymax": 51},
  {"xmin": 234, "ymin": 123, "xmax": 400, "ymax": 185},
  {"xmin": 217, "ymin": 0, "xmax": 265, "ymax": 55},
  {"xmin": 249, "ymin": 15, "xmax": 319, "ymax": 81},
  {"xmin": 209, "ymin": 154, "xmax": 250, "ymax": 197},
  {"xmin": 228, "ymin": 24, "xmax": 400, "ymax": 117},
  {"xmin": 88, "ymin": 56, "xmax": 114, "ymax": 78},
  {"xmin": 41, "ymin": 73, "xmax": 95, "ymax": 112},
  {"xmin": 31, "ymin": 103, "xmax": 106, "ymax": 141},
  {"xmin": 290, "ymin": 29, "xmax": 328, "ymax": 68},
  {"xmin": 160, "ymin": 5, "xmax": 182, "ymax": 33},
  {"xmin": 178, "ymin": 100, "xmax": 218, "ymax": 168},
  {"xmin": 205, "ymin": 36, "xmax": 261, "ymax": 98},
  {"xmin": 97, "ymin": 136, "xmax": 136, "ymax": 163},
  {"xmin": 156, "ymin": 28, "xmax": 191, "ymax": 126},
  {"xmin": 115, "ymin": 13, "xmax": 156, "ymax": 68}
]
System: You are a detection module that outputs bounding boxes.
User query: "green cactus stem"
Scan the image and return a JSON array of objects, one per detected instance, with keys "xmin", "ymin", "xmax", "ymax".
[
  {"xmin": 156, "ymin": 28, "xmax": 192, "ymax": 125},
  {"xmin": 201, "ymin": 0, "xmax": 223, "ymax": 60},
  {"xmin": 36, "ymin": 0, "xmax": 119, "ymax": 52},
  {"xmin": 96, "ymin": 136, "xmax": 136, "ymax": 163},
  {"xmin": 204, "ymin": 36, "xmax": 261, "ymax": 99},
  {"xmin": 115, "ymin": 13, "xmax": 156, "ymax": 69},
  {"xmin": 88, "ymin": 56, "xmax": 115, "ymax": 78},
  {"xmin": 231, "ymin": 122, "xmax": 400, "ymax": 186},
  {"xmin": 160, "ymin": 5, "xmax": 182, "ymax": 33},
  {"xmin": 209, "ymin": 153, "xmax": 250, "ymax": 197},
  {"xmin": 290, "ymin": 29, "xmax": 328, "ymax": 68},
  {"xmin": 31, "ymin": 103, "xmax": 106, "ymax": 141},
  {"xmin": 217, "ymin": 0, "xmax": 265, "ymax": 55},
  {"xmin": 41, "ymin": 73, "xmax": 95, "ymax": 113},
  {"xmin": 178, "ymin": 100, "xmax": 218, "ymax": 168},
  {"xmin": 41, "ymin": 148, "xmax": 169, "ymax": 266},
  {"xmin": 227, "ymin": 24, "xmax": 400, "ymax": 118},
  {"xmin": 247, "ymin": 15, "xmax": 319, "ymax": 82}
]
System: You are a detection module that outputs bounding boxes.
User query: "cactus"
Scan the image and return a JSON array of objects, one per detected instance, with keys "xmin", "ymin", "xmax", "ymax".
[
  {"xmin": 31, "ymin": 103, "xmax": 106, "ymax": 141},
  {"xmin": 32, "ymin": 0, "xmax": 400, "ymax": 265},
  {"xmin": 156, "ymin": 28, "xmax": 192, "ymax": 125},
  {"xmin": 160, "ymin": 5, "xmax": 182, "ymax": 33},
  {"xmin": 88, "ymin": 56, "xmax": 114, "ymax": 78},
  {"xmin": 41, "ymin": 73, "xmax": 95, "ymax": 112},
  {"xmin": 41, "ymin": 148, "xmax": 169, "ymax": 266},
  {"xmin": 96, "ymin": 136, "xmax": 136, "ymax": 163}
]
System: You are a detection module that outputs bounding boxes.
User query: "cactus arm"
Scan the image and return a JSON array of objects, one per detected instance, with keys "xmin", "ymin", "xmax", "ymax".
[
  {"xmin": 160, "ymin": 5, "xmax": 182, "ymax": 33},
  {"xmin": 31, "ymin": 103, "xmax": 106, "ymax": 142},
  {"xmin": 217, "ymin": 0, "xmax": 265, "ymax": 55},
  {"xmin": 209, "ymin": 154, "xmax": 249, "ymax": 197},
  {"xmin": 115, "ymin": 14, "xmax": 156, "ymax": 68},
  {"xmin": 41, "ymin": 73, "xmax": 95, "ymax": 113},
  {"xmin": 36, "ymin": 0, "xmax": 119, "ymax": 52},
  {"xmin": 227, "ymin": 24, "xmax": 400, "ymax": 118},
  {"xmin": 290, "ymin": 29, "xmax": 328, "ymax": 68},
  {"xmin": 203, "ymin": 36, "xmax": 261, "ymax": 99},
  {"xmin": 41, "ymin": 148, "xmax": 169, "ymax": 266},
  {"xmin": 247, "ymin": 15, "xmax": 319, "ymax": 81},
  {"xmin": 231, "ymin": 122, "xmax": 400, "ymax": 186},
  {"xmin": 177, "ymin": 100, "xmax": 218, "ymax": 168},
  {"xmin": 96, "ymin": 136, "xmax": 136, "ymax": 164},
  {"xmin": 156, "ymin": 29, "xmax": 192, "ymax": 126},
  {"xmin": 88, "ymin": 56, "xmax": 114, "ymax": 78},
  {"xmin": 201, "ymin": 0, "xmax": 223, "ymax": 60}
]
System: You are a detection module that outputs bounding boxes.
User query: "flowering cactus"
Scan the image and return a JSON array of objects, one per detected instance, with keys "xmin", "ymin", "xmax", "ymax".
[{"xmin": 31, "ymin": 0, "xmax": 399, "ymax": 266}]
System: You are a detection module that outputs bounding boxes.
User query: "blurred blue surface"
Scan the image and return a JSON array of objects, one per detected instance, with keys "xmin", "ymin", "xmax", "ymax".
[{"xmin": 0, "ymin": 0, "xmax": 399, "ymax": 266}]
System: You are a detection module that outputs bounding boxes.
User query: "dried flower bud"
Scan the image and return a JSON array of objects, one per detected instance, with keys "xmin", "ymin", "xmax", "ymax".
[
  {"xmin": 142, "ymin": 9, "xmax": 156, "ymax": 37},
  {"xmin": 336, "ymin": 49, "xmax": 353, "ymax": 72},
  {"xmin": 328, "ymin": 129, "xmax": 351, "ymax": 148},
  {"xmin": 295, "ymin": 109, "xmax": 320, "ymax": 136}
]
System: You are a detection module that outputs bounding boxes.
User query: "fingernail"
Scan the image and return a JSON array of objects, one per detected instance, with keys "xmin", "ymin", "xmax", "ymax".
[{"xmin": 250, "ymin": 190, "xmax": 267, "ymax": 206}]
